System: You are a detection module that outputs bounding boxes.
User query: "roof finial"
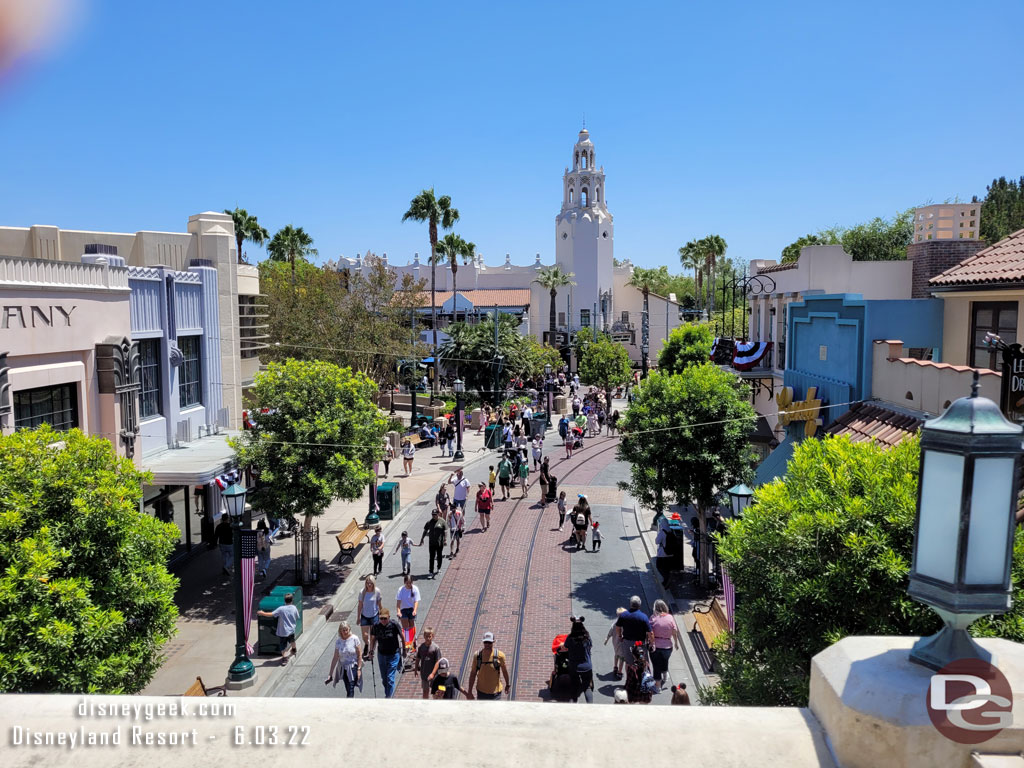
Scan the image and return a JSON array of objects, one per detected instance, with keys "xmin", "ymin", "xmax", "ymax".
[
  {"xmin": 582, "ymin": 113, "xmax": 585, "ymax": 130},
  {"xmin": 971, "ymin": 369, "xmax": 980, "ymax": 398}
]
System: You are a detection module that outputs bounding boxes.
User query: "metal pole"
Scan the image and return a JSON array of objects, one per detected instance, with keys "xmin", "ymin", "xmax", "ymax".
[
  {"xmin": 227, "ymin": 517, "xmax": 256, "ymax": 685},
  {"xmin": 410, "ymin": 307, "xmax": 418, "ymax": 428},
  {"xmin": 546, "ymin": 376, "xmax": 553, "ymax": 427},
  {"xmin": 454, "ymin": 390, "xmax": 465, "ymax": 461}
]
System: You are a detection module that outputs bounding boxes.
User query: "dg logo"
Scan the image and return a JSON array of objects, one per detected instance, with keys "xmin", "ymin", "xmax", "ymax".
[{"xmin": 927, "ymin": 658, "xmax": 1013, "ymax": 744}]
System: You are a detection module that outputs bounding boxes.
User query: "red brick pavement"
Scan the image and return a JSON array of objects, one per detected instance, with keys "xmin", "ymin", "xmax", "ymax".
[{"xmin": 395, "ymin": 440, "xmax": 621, "ymax": 700}]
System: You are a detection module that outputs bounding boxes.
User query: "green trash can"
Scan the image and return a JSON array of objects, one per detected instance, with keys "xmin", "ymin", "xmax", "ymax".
[
  {"xmin": 376, "ymin": 482, "xmax": 400, "ymax": 520},
  {"xmin": 530, "ymin": 412, "xmax": 548, "ymax": 437},
  {"xmin": 484, "ymin": 423, "xmax": 502, "ymax": 450},
  {"xmin": 257, "ymin": 586, "xmax": 303, "ymax": 656}
]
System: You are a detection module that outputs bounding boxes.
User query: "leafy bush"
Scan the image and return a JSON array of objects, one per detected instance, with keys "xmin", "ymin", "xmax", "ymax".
[{"xmin": 0, "ymin": 426, "xmax": 179, "ymax": 693}]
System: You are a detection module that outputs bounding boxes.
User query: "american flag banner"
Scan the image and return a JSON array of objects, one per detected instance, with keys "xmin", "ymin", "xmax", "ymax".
[
  {"xmin": 240, "ymin": 529, "xmax": 258, "ymax": 655},
  {"xmin": 371, "ymin": 461, "xmax": 380, "ymax": 511},
  {"xmin": 722, "ymin": 565, "xmax": 736, "ymax": 634}
]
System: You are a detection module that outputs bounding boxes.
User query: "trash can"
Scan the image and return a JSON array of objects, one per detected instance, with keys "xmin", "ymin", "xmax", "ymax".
[
  {"xmin": 257, "ymin": 586, "xmax": 304, "ymax": 656},
  {"xmin": 484, "ymin": 423, "xmax": 502, "ymax": 450},
  {"xmin": 376, "ymin": 481, "xmax": 400, "ymax": 520},
  {"xmin": 530, "ymin": 412, "xmax": 548, "ymax": 437},
  {"xmin": 664, "ymin": 515, "xmax": 686, "ymax": 572}
]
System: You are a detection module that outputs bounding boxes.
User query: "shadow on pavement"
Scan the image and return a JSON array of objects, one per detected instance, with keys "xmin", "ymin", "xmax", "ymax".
[{"xmin": 573, "ymin": 567, "xmax": 644, "ymax": 616}]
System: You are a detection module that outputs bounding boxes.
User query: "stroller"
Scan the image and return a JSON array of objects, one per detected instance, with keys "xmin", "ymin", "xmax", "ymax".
[
  {"xmin": 548, "ymin": 634, "xmax": 575, "ymax": 702},
  {"xmin": 567, "ymin": 425, "xmax": 585, "ymax": 451}
]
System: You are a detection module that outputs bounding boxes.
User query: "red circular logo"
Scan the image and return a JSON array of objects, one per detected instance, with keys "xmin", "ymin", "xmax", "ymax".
[{"xmin": 926, "ymin": 658, "xmax": 1013, "ymax": 744}]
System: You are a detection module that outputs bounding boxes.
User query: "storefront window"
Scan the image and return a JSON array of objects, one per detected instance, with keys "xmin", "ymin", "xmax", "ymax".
[
  {"xmin": 144, "ymin": 485, "xmax": 201, "ymax": 561},
  {"xmin": 14, "ymin": 383, "xmax": 78, "ymax": 431},
  {"xmin": 178, "ymin": 336, "xmax": 202, "ymax": 409},
  {"xmin": 139, "ymin": 338, "xmax": 162, "ymax": 418}
]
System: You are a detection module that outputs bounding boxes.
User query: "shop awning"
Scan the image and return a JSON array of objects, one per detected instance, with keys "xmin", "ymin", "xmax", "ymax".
[{"xmin": 140, "ymin": 431, "xmax": 240, "ymax": 486}]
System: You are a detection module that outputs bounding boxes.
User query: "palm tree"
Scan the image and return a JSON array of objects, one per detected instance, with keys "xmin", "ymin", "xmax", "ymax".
[
  {"xmin": 434, "ymin": 233, "xmax": 473, "ymax": 325},
  {"xmin": 225, "ymin": 208, "xmax": 270, "ymax": 264},
  {"xmin": 267, "ymin": 225, "xmax": 318, "ymax": 282},
  {"xmin": 677, "ymin": 240, "xmax": 704, "ymax": 308},
  {"xmin": 628, "ymin": 266, "xmax": 660, "ymax": 378},
  {"xmin": 403, "ymin": 189, "xmax": 460, "ymax": 398},
  {"xmin": 533, "ymin": 265, "xmax": 576, "ymax": 346},
  {"xmin": 690, "ymin": 235, "xmax": 727, "ymax": 313}
]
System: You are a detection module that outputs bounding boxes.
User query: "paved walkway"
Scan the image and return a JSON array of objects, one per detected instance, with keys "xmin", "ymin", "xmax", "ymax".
[
  {"xmin": 269, "ymin": 400, "xmax": 703, "ymax": 704},
  {"xmin": 142, "ymin": 425, "xmax": 496, "ymax": 696}
]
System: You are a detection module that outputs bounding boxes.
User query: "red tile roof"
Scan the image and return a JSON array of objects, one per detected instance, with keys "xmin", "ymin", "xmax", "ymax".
[
  {"xmin": 825, "ymin": 401, "xmax": 922, "ymax": 450},
  {"xmin": 930, "ymin": 229, "xmax": 1024, "ymax": 287},
  {"xmin": 415, "ymin": 289, "xmax": 531, "ymax": 307}
]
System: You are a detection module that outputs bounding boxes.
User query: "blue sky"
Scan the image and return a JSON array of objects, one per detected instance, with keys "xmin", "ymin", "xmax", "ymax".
[{"xmin": 1, "ymin": 0, "xmax": 1021, "ymax": 271}]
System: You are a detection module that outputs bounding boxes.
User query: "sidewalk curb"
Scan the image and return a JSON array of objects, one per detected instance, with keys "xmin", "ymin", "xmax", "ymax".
[
  {"xmin": 260, "ymin": 444, "xmax": 495, "ymax": 698},
  {"xmin": 629, "ymin": 498, "xmax": 711, "ymax": 694}
]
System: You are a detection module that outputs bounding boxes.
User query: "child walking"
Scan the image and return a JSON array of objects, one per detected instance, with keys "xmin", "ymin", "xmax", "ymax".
[
  {"xmin": 488, "ymin": 465, "xmax": 496, "ymax": 494},
  {"xmin": 591, "ymin": 521, "xmax": 602, "ymax": 552},
  {"xmin": 394, "ymin": 531, "xmax": 413, "ymax": 576},
  {"xmin": 557, "ymin": 491, "xmax": 568, "ymax": 531}
]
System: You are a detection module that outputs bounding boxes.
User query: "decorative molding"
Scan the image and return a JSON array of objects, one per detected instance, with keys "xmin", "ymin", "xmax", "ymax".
[
  {"xmin": 0, "ymin": 257, "xmax": 129, "ymax": 291},
  {"xmin": 0, "ymin": 351, "xmax": 10, "ymax": 423},
  {"xmin": 95, "ymin": 338, "xmax": 141, "ymax": 458},
  {"xmin": 168, "ymin": 343, "xmax": 184, "ymax": 368},
  {"xmin": 127, "ymin": 266, "xmax": 162, "ymax": 281}
]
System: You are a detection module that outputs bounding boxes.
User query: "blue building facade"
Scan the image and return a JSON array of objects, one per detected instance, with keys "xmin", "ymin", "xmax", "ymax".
[
  {"xmin": 127, "ymin": 259, "xmax": 232, "ymax": 562},
  {"xmin": 755, "ymin": 293, "xmax": 942, "ymax": 485}
]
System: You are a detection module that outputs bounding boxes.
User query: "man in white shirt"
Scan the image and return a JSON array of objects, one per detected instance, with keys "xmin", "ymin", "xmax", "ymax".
[
  {"xmin": 448, "ymin": 468, "xmax": 471, "ymax": 512},
  {"xmin": 396, "ymin": 575, "xmax": 421, "ymax": 663}
]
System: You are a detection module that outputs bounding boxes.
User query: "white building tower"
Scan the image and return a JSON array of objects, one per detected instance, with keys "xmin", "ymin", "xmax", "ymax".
[{"xmin": 555, "ymin": 127, "xmax": 614, "ymax": 332}]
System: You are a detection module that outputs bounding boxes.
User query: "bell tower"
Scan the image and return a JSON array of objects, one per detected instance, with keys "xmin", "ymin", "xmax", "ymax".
[{"xmin": 556, "ymin": 127, "xmax": 614, "ymax": 332}]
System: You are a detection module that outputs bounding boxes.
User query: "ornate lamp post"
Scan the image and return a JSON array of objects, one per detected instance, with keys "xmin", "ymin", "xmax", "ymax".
[
  {"xmin": 222, "ymin": 482, "xmax": 257, "ymax": 688},
  {"xmin": 726, "ymin": 483, "xmax": 754, "ymax": 519},
  {"xmin": 907, "ymin": 375, "xmax": 1022, "ymax": 670},
  {"xmin": 544, "ymin": 363, "xmax": 554, "ymax": 427},
  {"xmin": 718, "ymin": 271, "xmax": 776, "ymax": 341},
  {"xmin": 453, "ymin": 377, "xmax": 465, "ymax": 461}
]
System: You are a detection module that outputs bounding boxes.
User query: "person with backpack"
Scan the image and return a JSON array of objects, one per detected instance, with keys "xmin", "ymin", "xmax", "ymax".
[
  {"xmin": 419, "ymin": 510, "xmax": 447, "ymax": 579},
  {"xmin": 442, "ymin": 419, "xmax": 456, "ymax": 458},
  {"xmin": 496, "ymin": 454, "xmax": 513, "ymax": 500},
  {"xmin": 558, "ymin": 415, "xmax": 569, "ymax": 445},
  {"xmin": 466, "ymin": 632, "xmax": 509, "ymax": 700},
  {"xmin": 563, "ymin": 616, "xmax": 594, "ymax": 703},
  {"xmin": 448, "ymin": 503, "xmax": 465, "ymax": 558},
  {"xmin": 625, "ymin": 641, "xmax": 655, "ymax": 704},
  {"xmin": 572, "ymin": 495, "xmax": 591, "ymax": 551}
]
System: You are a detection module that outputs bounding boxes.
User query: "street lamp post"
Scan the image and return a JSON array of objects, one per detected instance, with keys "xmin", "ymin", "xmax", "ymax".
[
  {"xmin": 222, "ymin": 482, "xmax": 257, "ymax": 688},
  {"xmin": 907, "ymin": 373, "xmax": 1022, "ymax": 670},
  {"xmin": 453, "ymin": 378, "xmax": 465, "ymax": 461},
  {"xmin": 726, "ymin": 483, "xmax": 754, "ymax": 519},
  {"xmin": 544, "ymin": 363, "xmax": 553, "ymax": 427}
]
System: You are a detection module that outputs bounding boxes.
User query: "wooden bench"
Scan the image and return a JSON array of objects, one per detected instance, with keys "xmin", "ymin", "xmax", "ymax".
[
  {"xmin": 690, "ymin": 599, "xmax": 730, "ymax": 673},
  {"xmin": 336, "ymin": 518, "xmax": 369, "ymax": 563},
  {"xmin": 183, "ymin": 676, "xmax": 226, "ymax": 697}
]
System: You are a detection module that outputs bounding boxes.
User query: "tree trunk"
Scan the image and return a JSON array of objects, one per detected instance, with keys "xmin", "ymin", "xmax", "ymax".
[
  {"xmin": 697, "ymin": 502, "xmax": 709, "ymax": 588},
  {"xmin": 550, "ymin": 289, "xmax": 557, "ymax": 339},
  {"xmin": 429, "ymin": 221, "xmax": 438, "ymax": 403},
  {"xmin": 236, "ymin": 233, "xmax": 244, "ymax": 264}
]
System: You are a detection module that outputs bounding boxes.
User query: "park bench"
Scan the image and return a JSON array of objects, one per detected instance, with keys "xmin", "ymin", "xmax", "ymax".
[
  {"xmin": 690, "ymin": 598, "xmax": 730, "ymax": 673},
  {"xmin": 182, "ymin": 676, "xmax": 226, "ymax": 697},
  {"xmin": 335, "ymin": 518, "xmax": 369, "ymax": 563},
  {"xmin": 408, "ymin": 433, "xmax": 434, "ymax": 449}
]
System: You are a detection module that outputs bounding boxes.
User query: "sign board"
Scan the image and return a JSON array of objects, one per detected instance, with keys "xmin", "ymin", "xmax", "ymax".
[
  {"xmin": 776, "ymin": 385, "xmax": 823, "ymax": 438},
  {"xmin": 999, "ymin": 343, "xmax": 1024, "ymax": 425}
]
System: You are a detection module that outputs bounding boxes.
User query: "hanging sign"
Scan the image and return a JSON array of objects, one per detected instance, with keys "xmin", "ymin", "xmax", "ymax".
[
  {"xmin": 776, "ymin": 385, "xmax": 822, "ymax": 438},
  {"xmin": 999, "ymin": 343, "xmax": 1024, "ymax": 425}
]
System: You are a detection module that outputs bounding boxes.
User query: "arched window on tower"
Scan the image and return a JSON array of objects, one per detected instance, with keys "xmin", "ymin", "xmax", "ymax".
[
  {"xmin": 581, "ymin": 154, "xmax": 587, "ymax": 169},
  {"xmin": 569, "ymin": 188, "xmax": 574, "ymax": 203},
  {"xmin": 581, "ymin": 188, "xmax": 589, "ymax": 206},
  {"xmin": 596, "ymin": 186, "xmax": 601, "ymax": 203},
  {"xmin": 574, "ymin": 152, "xmax": 579, "ymax": 169}
]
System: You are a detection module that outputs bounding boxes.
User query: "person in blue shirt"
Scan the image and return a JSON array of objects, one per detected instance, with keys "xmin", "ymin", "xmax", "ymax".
[
  {"xmin": 614, "ymin": 595, "xmax": 654, "ymax": 664},
  {"xmin": 558, "ymin": 415, "xmax": 570, "ymax": 445}
]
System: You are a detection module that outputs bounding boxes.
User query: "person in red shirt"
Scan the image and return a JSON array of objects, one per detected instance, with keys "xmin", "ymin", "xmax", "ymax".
[{"xmin": 475, "ymin": 481, "xmax": 493, "ymax": 531}]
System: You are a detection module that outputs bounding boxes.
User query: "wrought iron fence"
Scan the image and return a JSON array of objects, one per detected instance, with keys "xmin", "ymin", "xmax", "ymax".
[{"xmin": 294, "ymin": 526, "xmax": 320, "ymax": 585}]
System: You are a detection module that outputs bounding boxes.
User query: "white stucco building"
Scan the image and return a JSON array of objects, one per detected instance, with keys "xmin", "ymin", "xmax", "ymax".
[{"xmin": 328, "ymin": 128, "xmax": 684, "ymax": 366}]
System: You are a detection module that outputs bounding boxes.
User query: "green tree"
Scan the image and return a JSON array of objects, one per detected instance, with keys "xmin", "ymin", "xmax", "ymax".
[
  {"xmin": 658, "ymin": 323, "xmax": 713, "ymax": 374},
  {"xmin": 259, "ymin": 258, "xmax": 425, "ymax": 388},
  {"xmin": 976, "ymin": 176, "xmax": 1024, "ymax": 244},
  {"xmin": 434, "ymin": 233, "xmax": 473, "ymax": 338},
  {"xmin": 402, "ymin": 189, "xmax": 460, "ymax": 397},
  {"xmin": 708, "ymin": 433, "xmax": 1024, "ymax": 707},
  {"xmin": 628, "ymin": 266, "xmax": 661, "ymax": 378},
  {"xmin": 522, "ymin": 336, "xmax": 564, "ymax": 381},
  {"xmin": 680, "ymin": 235, "xmax": 727, "ymax": 312},
  {"xmin": 618, "ymin": 366, "xmax": 755, "ymax": 585},
  {"xmin": 224, "ymin": 207, "xmax": 270, "ymax": 264},
  {"xmin": 579, "ymin": 336, "xmax": 632, "ymax": 410},
  {"xmin": 437, "ymin": 313, "xmax": 525, "ymax": 402},
  {"xmin": 780, "ymin": 233, "xmax": 830, "ymax": 264},
  {"xmin": 0, "ymin": 426, "xmax": 179, "ymax": 693},
  {"xmin": 678, "ymin": 243, "xmax": 703, "ymax": 297},
  {"xmin": 231, "ymin": 360, "xmax": 387, "ymax": 580},
  {"xmin": 533, "ymin": 265, "xmax": 576, "ymax": 341},
  {"xmin": 267, "ymin": 225, "xmax": 318, "ymax": 282}
]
